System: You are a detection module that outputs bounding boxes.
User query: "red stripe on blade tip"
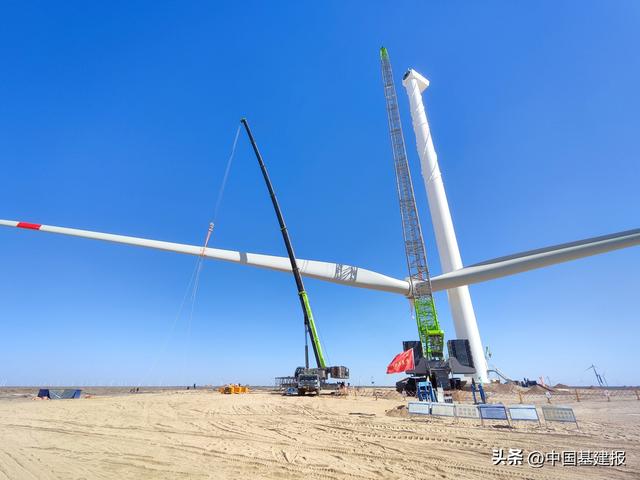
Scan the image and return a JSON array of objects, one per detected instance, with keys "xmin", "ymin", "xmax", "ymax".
[{"xmin": 17, "ymin": 222, "xmax": 42, "ymax": 230}]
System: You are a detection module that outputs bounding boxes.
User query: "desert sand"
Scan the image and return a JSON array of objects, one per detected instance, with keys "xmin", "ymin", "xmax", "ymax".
[{"xmin": 0, "ymin": 387, "xmax": 638, "ymax": 479}]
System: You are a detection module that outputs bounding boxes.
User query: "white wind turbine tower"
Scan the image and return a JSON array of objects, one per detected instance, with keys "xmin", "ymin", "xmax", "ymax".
[{"xmin": 403, "ymin": 68, "xmax": 488, "ymax": 381}]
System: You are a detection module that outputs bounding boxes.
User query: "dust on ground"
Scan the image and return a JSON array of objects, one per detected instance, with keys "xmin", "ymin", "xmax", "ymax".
[{"xmin": 0, "ymin": 387, "xmax": 637, "ymax": 479}]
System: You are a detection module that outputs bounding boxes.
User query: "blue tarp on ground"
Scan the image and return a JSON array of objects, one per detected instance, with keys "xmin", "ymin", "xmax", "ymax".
[{"xmin": 37, "ymin": 389, "xmax": 82, "ymax": 399}]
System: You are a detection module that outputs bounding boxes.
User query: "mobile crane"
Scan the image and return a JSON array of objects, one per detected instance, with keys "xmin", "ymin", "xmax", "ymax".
[{"xmin": 241, "ymin": 119, "xmax": 349, "ymax": 395}]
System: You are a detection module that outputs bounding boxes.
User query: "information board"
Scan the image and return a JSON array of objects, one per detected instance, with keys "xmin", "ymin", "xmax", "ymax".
[
  {"xmin": 408, "ymin": 402, "xmax": 431, "ymax": 415},
  {"xmin": 431, "ymin": 403, "xmax": 456, "ymax": 417},
  {"xmin": 542, "ymin": 406, "xmax": 577, "ymax": 424},
  {"xmin": 455, "ymin": 404, "xmax": 480, "ymax": 419},
  {"xmin": 508, "ymin": 405, "xmax": 539, "ymax": 422}
]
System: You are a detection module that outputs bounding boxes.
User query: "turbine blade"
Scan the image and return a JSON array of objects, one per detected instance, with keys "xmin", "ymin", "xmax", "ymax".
[
  {"xmin": 429, "ymin": 228, "xmax": 640, "ymax": 292},
  {"xmin": 0, "ymin": 219, "xmax": 411, "ymax": 295}
]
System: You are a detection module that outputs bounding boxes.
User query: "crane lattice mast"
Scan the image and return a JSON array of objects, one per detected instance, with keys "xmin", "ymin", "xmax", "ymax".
[{"xmin": 380, "ymin": 47, "xmax": 444, "ymax": 360}]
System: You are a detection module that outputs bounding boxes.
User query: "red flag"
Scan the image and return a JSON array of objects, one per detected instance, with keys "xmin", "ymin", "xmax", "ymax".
[{"xmin": 386, "ymin": 348, "xmax": 415, "ymax": 374}]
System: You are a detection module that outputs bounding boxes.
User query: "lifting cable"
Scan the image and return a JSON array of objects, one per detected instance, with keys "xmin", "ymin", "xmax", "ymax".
[
  {"xmin": 183, "ymin": 124, "xmax": 242, "ymax": 376},
  {"xmin": 188, "ymin": 123, "xmax": 241, "ymax": 307},
  {"xmin": 187, "ymin": 123, "xmax": 241, "ymax": 304},
  {"xmin": 139, "ymin": 125, "xmax": 241, "ymax": 386}
]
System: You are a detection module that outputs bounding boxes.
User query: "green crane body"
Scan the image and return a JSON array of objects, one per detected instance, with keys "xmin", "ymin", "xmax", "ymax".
[
  {"xmin": 300, "ymin": 290, "xmax": 326, "ymax": 368},
  {"xmin": 380, "ymin": 47, "xmax": 444, "ymax": 361}
]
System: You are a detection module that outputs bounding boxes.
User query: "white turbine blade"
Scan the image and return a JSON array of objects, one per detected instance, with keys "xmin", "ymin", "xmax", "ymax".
[
  {"xmin": 0, "ymin": 219, "xmax": 410, "ymax": 295},
  {"xmin": 429, "ymin": 228, "xmax": 640, "ymax": 292}
]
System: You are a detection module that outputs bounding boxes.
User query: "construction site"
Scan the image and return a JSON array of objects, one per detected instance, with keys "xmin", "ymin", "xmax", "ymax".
[{"xmin": 1, "ymin": 3, "xmax": 639, "ymax": 478}]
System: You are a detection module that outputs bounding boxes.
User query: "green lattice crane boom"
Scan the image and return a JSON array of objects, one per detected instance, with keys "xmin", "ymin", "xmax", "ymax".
[{"xmin": 380, "ymin": 47, "xmax": 444, "ymax": 360}]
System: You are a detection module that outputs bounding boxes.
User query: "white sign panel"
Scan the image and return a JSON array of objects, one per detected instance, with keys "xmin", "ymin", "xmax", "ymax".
[
  {"xmin": 408, "ymin": 402, "xmax": 431, "ymax": 415},
  {"xmin": 455, "ymin": 404, "xmax": 480, "ymax": 418},
  {"xmin": 431, "ymin": 403, "xmax": 456, "ymax": 417},
  {"xmin": 542, "ymin": 406, "xmax": 576, "ymax": 423},
  {"xmin": 508, "ymin": 405, "xmax": 539, "ymax": 421}
]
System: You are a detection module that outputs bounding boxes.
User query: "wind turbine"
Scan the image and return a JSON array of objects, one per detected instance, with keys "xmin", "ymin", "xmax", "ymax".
[{"xmin": 586, "ymin": 364, "xmax": 608, "ymax": 387}]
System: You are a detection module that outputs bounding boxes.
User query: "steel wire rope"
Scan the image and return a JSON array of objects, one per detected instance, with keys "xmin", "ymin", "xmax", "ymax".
[
  {"xmin": 138, "ymin": 125, "xmax": 241, "ymax": 387},
  {"xmin": 182, "ymin": 125, "xmax": 241, "ymax": 382}
]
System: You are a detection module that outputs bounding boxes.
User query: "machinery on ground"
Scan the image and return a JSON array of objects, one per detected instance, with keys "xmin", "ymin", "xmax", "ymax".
[
  {"xmin": 296, "ymin": 372, "xmax": 322, "ymax": 396},
  {"xmin": 380, "ymin": 48, "xmax": 475, "ymax": 393},
  {"xmin": 240, "ymin": 119, "xmax": 349, "ymax": 395},
  {"xmin": 219, "ymin": 384, "xmax": 249, "ymax": 394}
]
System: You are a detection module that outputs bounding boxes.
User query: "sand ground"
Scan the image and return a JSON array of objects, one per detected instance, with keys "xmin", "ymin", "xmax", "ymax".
[{"xmin": 0, "ymin": 388, "xmax": 638, "ymax": 479}]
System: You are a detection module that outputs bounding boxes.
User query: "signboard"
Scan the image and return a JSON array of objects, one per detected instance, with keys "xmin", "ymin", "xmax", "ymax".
[
  {"xmin": 478, "ymin": 404, "xmax": 508, "ymax": 420},
  {"xmin": 508, "ymin": 405, "xmax": 540, "ymax": 422},
  {"xmin": 477, "ymin": 404, "xmax": 509, "ymax": 425},
  {"xmin": 542, "ymin": 406, "xmax": 577, "ymax": 426},
  {"xmin": 455, "ymin": 404, "xmax": 480, "ymax": 419},
  {"xmin": 431, "ymin": 403, "xmax": 456, "ymax": 417},
  {"xmin": 408, "ymin": 402, "xmax": 431, "ymax": 415}
]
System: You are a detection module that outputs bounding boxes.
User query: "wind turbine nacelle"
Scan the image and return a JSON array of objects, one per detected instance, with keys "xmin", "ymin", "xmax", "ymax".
[{"xmin": 402, "ymin": 69, "xmax": 430, "ymax": 93}]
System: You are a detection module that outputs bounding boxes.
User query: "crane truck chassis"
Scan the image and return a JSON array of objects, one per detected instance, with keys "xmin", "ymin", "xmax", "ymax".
[{"xmin": 276, "ymin": 366, "xmax": 349, "ymax": 396}]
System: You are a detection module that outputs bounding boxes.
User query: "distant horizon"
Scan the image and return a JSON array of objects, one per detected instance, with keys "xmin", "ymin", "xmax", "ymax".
[{"xmin": 2, "ymin": 381, "xmax": 637, "ymax": 389}]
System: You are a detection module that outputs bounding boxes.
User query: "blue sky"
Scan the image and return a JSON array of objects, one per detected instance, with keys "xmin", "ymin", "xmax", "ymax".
[{"xmin": 1, "ymin": 2, "xmax": 638, "ymax": 387}]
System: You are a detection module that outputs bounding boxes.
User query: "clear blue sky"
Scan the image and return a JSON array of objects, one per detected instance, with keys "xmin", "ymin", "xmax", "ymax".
[{"xmin": 1, "ymin": 2, "xmax": 638, "ymax": 387}]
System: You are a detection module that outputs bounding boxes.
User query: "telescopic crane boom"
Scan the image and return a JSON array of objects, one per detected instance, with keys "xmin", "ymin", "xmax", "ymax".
[{"xmin": 241, "ymin": 118, "xmax": 326, "ymax": 369}]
